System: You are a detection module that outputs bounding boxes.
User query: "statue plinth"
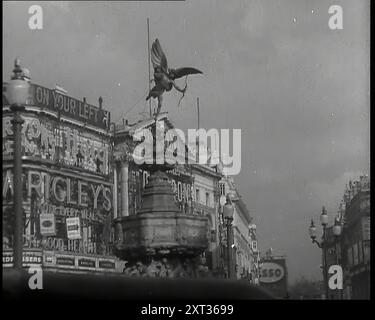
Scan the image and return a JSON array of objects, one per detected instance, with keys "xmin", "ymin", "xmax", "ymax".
[
  {"xmin": 116, "ymin": 211, "xmax": 208, "ymax": 259},
  {"xmin": 115, "ymin": 165, "xmax": 208, "ymax": 260}
]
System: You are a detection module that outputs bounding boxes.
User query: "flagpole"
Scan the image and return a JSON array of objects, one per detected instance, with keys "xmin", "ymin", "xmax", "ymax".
[
  {"xmin": 197, "ymin": 97, "xmax": 200, "ymax": 129},
  {"xmin": 147, "ymin": 18, "xmax": 152, "ymax": 117}
]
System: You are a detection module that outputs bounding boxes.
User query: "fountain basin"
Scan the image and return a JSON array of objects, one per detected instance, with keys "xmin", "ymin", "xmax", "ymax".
[{"xmin": 115, "ymin": 212, "xmax": 209, "ymax": 258}]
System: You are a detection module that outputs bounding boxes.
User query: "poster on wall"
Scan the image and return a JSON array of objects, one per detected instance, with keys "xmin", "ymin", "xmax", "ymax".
[
  {"xmin": 66, "ymin": 217, "xmax": 81, "ymax": 240},
  {"xmin": 40, "ymin": 213, "xmax": 56, "ymax": 236}
]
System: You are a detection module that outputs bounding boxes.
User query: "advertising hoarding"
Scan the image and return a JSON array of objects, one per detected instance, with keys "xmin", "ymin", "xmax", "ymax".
[
  {"xmin": 40, "ymin": 213, "xmax": 56, "ymax": 236},
  {"xmin": 2, "ymin": 249, "xmax": 43, "ymax": 268},
  {"xmin": 3, "ymin": 114, "xmax": 111, "ymax": 176},
  {"xmin": 3, "ymin": 83, "xmax": 110, "ymax": 131},
  {"xmin": 259, "ymin": 258, "xmax": 288, "ymax": 298},
  {"xmin": 42, "ymin": 251, "xmax": 121, "ymax": 273},
  {"xmin": 66, "ymin": 217, "xmax": 82, "ymax": 240},
  {"xmin": 259, "ymin": 262, "xmax": 285, "ymax": 283}
]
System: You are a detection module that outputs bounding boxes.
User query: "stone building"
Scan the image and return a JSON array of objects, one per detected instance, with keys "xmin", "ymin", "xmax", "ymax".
[
  {"xmin": 3, "ymin": 80, "xmax": 122, "ymax": 273},
  {"xmin": 219, "ymin": 175, "xmax": 256, "ymax": 282},
  {"xmin": 190, "ymin": 163, "xmax": 223, "ymax": 274},
  {"xmin": 340, "ymin": 175, "xmax": 370, "ymax": 299}
]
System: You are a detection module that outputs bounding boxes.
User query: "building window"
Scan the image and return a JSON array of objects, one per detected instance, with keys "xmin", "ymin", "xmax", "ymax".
[
  {"xmin": 251, "ymin": 241, "xmax": 258, "ymax": 252},
  {"xmin": 353, "ymin": 243, "xmax": 358, "ymax": 265},
  {"xmin": 206, "ymin": 192, "xmax": 210, "ymax": 206},
  {"xmin": 347, "ymin": 247, "xmax": 353, "ymax": 267},
  {"xmin": 363, "ymin": 241, "xmax": 370, "ymax": 264},
  {"xmin": 178, "ymin": 182, "xmax": 183, "ymax": 202},
  {"xmin": 219, "ymin": 183, "xmax": 225, "ymax": 196},
  {"xmin": 358, "ymin": 241, "xmax": 363, "ymax": 264},
  {"xmin": 143, "ymin": 171, "xmax": 149, "ymax": 188},
  {"xmin": 196, "ymin": 188, "xmax": 200, "ymax": 203}
]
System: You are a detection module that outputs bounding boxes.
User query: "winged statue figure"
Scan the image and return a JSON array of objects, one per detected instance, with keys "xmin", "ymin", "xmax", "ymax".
[{"xmin": 146, "ymin": 39, "xmax": 203, "ymax": 116}]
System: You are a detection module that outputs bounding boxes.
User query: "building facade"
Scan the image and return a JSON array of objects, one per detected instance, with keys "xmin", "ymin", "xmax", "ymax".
[
  {"xmin": 3, "ymin": 81, "xmax": 122, "ymax": 273},
  {"xmin": 323, "ymin": 175, "xmax": 370, "ymax": 299},
  {"xmin": 340, "ymin": 175, "xmax": 370, "ymax": 299},
  {"xmin": 220, "ymin": 176, "xmax": 257, "ymax": 282},
  {"xmin": 191, "ymin": 164, "xmax": 223, "ymax": 274}
]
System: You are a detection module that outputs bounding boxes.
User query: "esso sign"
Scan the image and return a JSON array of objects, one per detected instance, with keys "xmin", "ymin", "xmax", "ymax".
[{"xmin": 259, "ymin": 262, "xmax": 285, "ymax": 283}]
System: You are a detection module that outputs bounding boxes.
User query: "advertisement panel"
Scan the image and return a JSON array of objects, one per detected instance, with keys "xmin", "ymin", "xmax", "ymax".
[
  {"xmin": 259, "ymin": 258, "xmax": 288, "ymax": 298},
  {"xmin": 259, "ymin": 262, "xmax": 285, "ymax": 283},
  {"xmin": 42, "ymin": 251, "xmax": 121, "ymax": 273},
  {"xmin": 3, "ymin": 114, "xmax": 111, "ymax": 176},
  {"xmin": 66, "ymin": 217, "xmax": 82, "ymax": 240},
  {"xmin": 2, "ymin": 249, "xmax": 43, "ymax": 268},
  {"xmin": 129, "ymin": 165, "xmax": 194, "ymax": 215},
  {"xmin": 3, "ymin": 167, "xmax": 113, "ymax": 256},
  {"xmin": 40, "ymin": 213, "xmax": 56, "ymax": 236},
  {"xmin": 3, "ymin": 83, "xmax": 110, "ymax": 130}
]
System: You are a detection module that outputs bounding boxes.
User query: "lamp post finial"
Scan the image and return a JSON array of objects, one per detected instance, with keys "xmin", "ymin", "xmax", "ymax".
[{"xmin": 12, "ymin": 57, "xmax": 23, "ymax": 80}]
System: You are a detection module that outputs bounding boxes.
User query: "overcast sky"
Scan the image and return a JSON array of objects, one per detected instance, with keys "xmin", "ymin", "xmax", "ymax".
[{"xmin": 3, "ymin": 0, "xmax": 370, "ymax": 283}]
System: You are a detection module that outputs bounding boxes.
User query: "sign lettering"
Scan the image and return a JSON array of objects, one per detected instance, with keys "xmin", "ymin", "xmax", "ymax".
[
  {"xmin": 259, "ymin": 262, "xmax": 285, "ymax": 283},
  {"xmin": 24, "ymin": 84, "xmax": 110, "ymax": 130}
]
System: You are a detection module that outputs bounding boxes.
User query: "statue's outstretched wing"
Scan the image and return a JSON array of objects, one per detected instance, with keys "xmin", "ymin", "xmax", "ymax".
[
  {"xmin": 151, "ymin": 39, "xmax": 168, "ymax": 73},
  {"xmin": 170, "ymin": 67, "xmax": 203, "ymax": 80}
]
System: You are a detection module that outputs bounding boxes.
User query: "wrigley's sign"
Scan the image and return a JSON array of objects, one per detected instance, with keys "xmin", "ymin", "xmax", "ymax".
[{"xmin": 3, "ymin": 83, "xmax": 110, "ymax": 130}]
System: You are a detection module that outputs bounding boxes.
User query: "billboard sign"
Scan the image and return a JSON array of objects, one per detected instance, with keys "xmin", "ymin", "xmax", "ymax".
[
  {"xmin": 66, "ymin": 217, "xmax": 81, "ymax": 240},
  {"xmin": 259, "ymin": 258, "xmax": 288, "ymax": 298},
  {"xmin": 2, "ymin": 249, "xmax": 43, "ymax": 268},
  {"xmin": 3, "ymin": 83, "xmax": 111, "ymax": 131},
  {"xmin": 259, "ymin": 262, "xmax": 285, "ymax": 283},
  {"xmin": 3, "ymin": 115, "xmax": 111, "ymax": 176},
  {"xmin": 42, "ymin": 251, "xmax": 121, "ymax": 272},
  {"xmin": 40, "ymin": 213, "xmax": 56, "ymax": 236}
]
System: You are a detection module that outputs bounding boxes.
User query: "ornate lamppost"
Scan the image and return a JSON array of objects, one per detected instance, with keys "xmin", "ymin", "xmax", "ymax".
[
  {"xmin": 332, "ymin": 216, "xmax": 343, "ymax": 299},
  {"xmin": 223, "ymin": 196, "xmax": 235, "ymax": 279},
  {"xmin": 308, "ymin": 206, "xmax": 329, "ymax": 299},
  {"xmin": 6, "ymin": 58, "xmax": 30, "ymax": 271}
]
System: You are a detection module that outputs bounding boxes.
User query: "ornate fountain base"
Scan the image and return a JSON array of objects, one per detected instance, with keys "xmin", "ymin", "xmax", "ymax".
[
  {"xmin": 114, "ymin": 169, "xmax": 210, "ymax": 278},
  {"xmin": 122, "ymin": 256, "xmax": 210, "ymax": 278},
  {"xmin": 116, "ymin": 211, "xmax": 209, "ymax": 258}
]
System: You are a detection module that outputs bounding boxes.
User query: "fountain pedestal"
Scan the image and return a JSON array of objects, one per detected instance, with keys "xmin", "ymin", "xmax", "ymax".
[{"xmin": 115, "ymin": 166, "xmax": 209, "ymax": 278}]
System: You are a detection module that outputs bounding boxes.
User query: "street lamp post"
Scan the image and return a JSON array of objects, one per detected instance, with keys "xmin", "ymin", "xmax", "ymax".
[
  {"xmin": 308, "ymin": 206, "xmax": 329, "ymax": 299},
  {"xmin": 6, "ymin": 58, "xmax": 30, "ymax": 271},
  {"xmin": 333, "ymin": 218, "xmax": 342, "ymax": 266},
  {"xmin": 223, "ymin": 196, "xmax": 234, "ymax": 279},
  {"xmin": 333, "ymin": 217, "xmax": 343, "ymax": 299}
]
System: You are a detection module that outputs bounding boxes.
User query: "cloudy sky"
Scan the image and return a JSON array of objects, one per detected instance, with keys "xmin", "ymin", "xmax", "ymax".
[{"xmin": 3, "ymin": 0, "xmax": 370, "ymax": 283}]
